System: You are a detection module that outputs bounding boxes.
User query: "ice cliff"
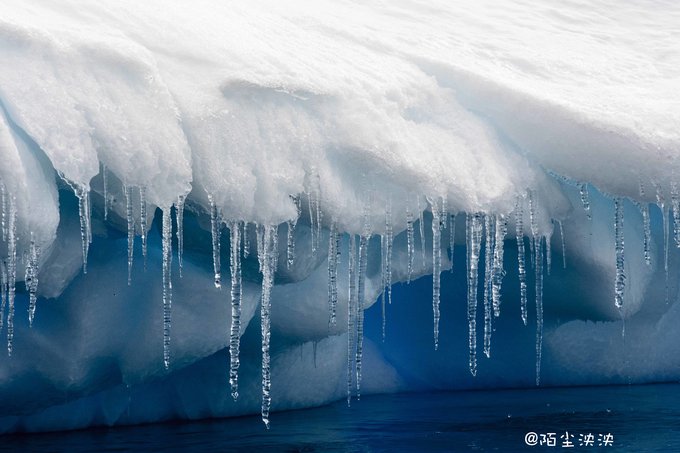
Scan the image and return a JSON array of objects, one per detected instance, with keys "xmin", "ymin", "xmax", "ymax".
[{"xmin": 0, "ymin": 0, "xmax": 678, "ymax": 433}]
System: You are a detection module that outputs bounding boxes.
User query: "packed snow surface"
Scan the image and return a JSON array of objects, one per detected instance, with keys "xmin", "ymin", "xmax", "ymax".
[{"xmin": 0, "ymin": 0, "xmax": 678, "ymax": 433}]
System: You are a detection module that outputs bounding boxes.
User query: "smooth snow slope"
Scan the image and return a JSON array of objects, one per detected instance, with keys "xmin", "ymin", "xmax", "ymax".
[{"xmin": 0, "ymin": 0, "xmax": 678, "ymax": 433}]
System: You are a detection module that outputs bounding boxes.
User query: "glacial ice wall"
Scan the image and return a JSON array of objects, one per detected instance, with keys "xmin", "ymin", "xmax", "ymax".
[{"xmin": 0, "ymin": 0, "xmax": 679, "ymax": 433}]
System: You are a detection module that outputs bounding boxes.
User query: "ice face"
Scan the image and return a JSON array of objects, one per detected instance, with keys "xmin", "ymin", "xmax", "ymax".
[{"xmin": 0, "ymin": 0, "xmax": 677, "ymax": 434}]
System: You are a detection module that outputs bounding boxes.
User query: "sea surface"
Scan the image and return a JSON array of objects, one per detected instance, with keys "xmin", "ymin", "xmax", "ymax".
[{"xmin": 2, "ymin": 383, "xmax": 680, "ymax": 452}]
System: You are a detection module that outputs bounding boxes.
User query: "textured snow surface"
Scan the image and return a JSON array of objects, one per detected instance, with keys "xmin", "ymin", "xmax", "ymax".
[{"xmin": 0, "ymin": 0, "xmax": 678, "ymax": 433}]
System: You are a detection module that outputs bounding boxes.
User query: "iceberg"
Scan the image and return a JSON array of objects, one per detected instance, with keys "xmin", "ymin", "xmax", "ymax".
[{"xmin": 0, "ymin": 0, "xmax": 678, "ymax": 433}]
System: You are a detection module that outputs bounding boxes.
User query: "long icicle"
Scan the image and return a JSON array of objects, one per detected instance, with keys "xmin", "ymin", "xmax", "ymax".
[
  {"xmin": 26, "ymin": 235, "xmax": 40, "ymax": 326},
  {"xmin": 638, "ymin": 203, "xmax": 651, "ymax": 265},
  {"xmin": 229, "ymin": 221, "xmax": 242, "ymax": 400},
  {"xmin": 0, "ymin": 180, "xmax": 6, "ymax": 241},
  {"xmin": 535, "ymin": 236, "xmax": 544, "ymax": 386},
  {"xmin": 557, "ymin": 219, "xmax": 567, "ymax": 269},
  {"xmin": 208, "ymin": 194, "xmax": 222, "ymax": 289},
  {"xmin": 6, "ymin": 196, "xmax": 16, "ymax": 356},
  {"xmin": 125, "ymin": 185, "xmax": 135, "ymax": 285},
  {"xmin": 492, "ymin": 215, "xmax": 507, "ymax": 317},
  {"xmin": 656, "ymin": 185, "xmax": 669, "ymax": 303},
  {"xmin": 140, "ymin": 186, "xmax": 148, "ymax": 269},
  {"xmin": 614, "ymin": 198, "xmax": 626, "ymax": 309},
  {"xmin": 528, "ymin": 191, "xmax": 538, "ymax": 269},
  {"xmin": 385, "ymin": 204, "xmax": 393, "ymax": 305},
  {"xmin": 545, "ymin": 230, "xmax": 552, "ymax": 276},
  {"xmin": 259, "ymin": 224, "xmax": 278, "ymax": 429},
  {"xmin": 579, "ymin": 183, "xmax": 591, "ymax": 220},
  {"xmin": 347, "ymin": 235, "xmax": 357, "ymax": 407},
  {"xmin": 382, "ymin": 204, "xmax": 393, "ymax": 341},
  {"xmin": 483, "ymin": 214, "xmax": 494, "ymax": 358},
  {"xmin": 418, "ymin": 197, "xmax": 426, "ymax": 266},
  {"xmin": 406, "ymin": 206, "xmax": 415, "ymax": 283},
  {"xmin": 76, "ymin": 185, "xmax": 91, "ymax": 274},
  {"xmin": 161, "ymin": 207, "xmax": 173, "ymax": 369},
  {"xmin": 515, "ymin": 196, "xmax": 528, "ymax": 325},
  {"xmin": 356, "ymin": 232, "xmax": 369, "ymax": 400},
  {"xmin": 308, "ymin": 192, "xmax": 316, "ymax": 256},
  {"xmin": 449, "ymin": 213, "xmax": 456, "ymax": 272},
  {"xmin": 381, "ymin": 234, "xmax": 386, "ymax": 341},
  {"xmin": 431, "ymin": 197, "xmax": 442, "ymax": 350},
  {"xmin": 176, "ymin": 195, "xmax": 185, "ymax": 278},
  {"xmin": 467, "ymin": 213, "xmax": 483, "ymax": 376},
  {"xmin": 287, "ymin": 195, "xmax": 301, "ymax": 268},
  {"xmin": 672, "ymin": 182, "xmax": 680, "ymax": 247},
  {"xmin": 102, "ymin": 164, "xmax": 109, "ymax": 221},
  {"xmin": 315, "ymin": 187, "xmax": 323, "ymax": 255},
  {"xmin": 328, "ymin": 221, "xmax": 339, "ymax": 327},
  {"xmin": 243, "ymin": 222, "xmax": 250, "ymax": 259},
  {"xmin": 0, "ymin": 261, "xmax": 6, "ymax": 332}
]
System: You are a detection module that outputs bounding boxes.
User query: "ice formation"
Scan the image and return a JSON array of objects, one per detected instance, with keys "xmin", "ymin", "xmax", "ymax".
[{"xmin": 0, "ymin": 0, "xmax": 678, "ymax": 434}]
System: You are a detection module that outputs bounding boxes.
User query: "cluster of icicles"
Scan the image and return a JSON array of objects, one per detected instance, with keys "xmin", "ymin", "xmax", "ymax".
[{"xmin": 5, "ymin": 170, "xmax": 678, "ymax": 428}]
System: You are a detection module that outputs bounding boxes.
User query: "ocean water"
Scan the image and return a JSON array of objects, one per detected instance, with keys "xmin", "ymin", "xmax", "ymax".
[{"xmin": 2, "ymin": 383, "xmax": 680, "ymax": 452}]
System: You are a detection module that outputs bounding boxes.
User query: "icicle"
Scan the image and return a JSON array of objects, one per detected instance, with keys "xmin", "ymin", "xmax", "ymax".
[
  {"xmin": 243, "ymin": 222, "xmax": 250, "ymax": 259},
  {"xmin": 466, "ymin": 213, "xmax": 482, "ymax": 376},
  {"xmin": 286, "ymin": 195, "xmax": 300, "ymax": 268},
  {"xmin": 6, "ymin": 196, "xmax": 16, "ymax": 356},
  {"xmin": 258, "ymin": 224, "xmax": 278, "ymax": 429},
  {"xmin": 515, "ymin": 197, "xmax": 528, "ymax": 325},
  {"xmin": 449, "ymin": 213, "xmax": 456, "ymax": 272},
  {"xmin": 418, "ymin": 197, "xmax": 426, "ymax": 266},
  {"xmin": 176, "ymin": 195, "xmax": 185, "ymax": 278},
  {"xmin": 672, "ymin": 183, "xmax": 680, "ymax": 248},
  {"xmin": 440, "ymin": 196, "xmax": 448, "ymax": 228},
  {"xmin": 328, "ymin": 221, "xmax": 339, "ymax": 327},
  {"xmin": 0, "ymin": 261, "xmax": 6, "ymax": 332},
  {"xmin": 614, "ymin": 198, "xmax": 626, "ymax": 309},
  {"xmin": 0, "ymin": 180, "xmax": 6, "ymax": 241},
  {"xmin": 656, "ymin": 185, "xmax": 670, "ymax": 303},
  {"xmin": 557, "ymin": 220, "xmax": 567, "ymax": 269},
  {"xmin": 256, "ymin": 224, "xmax": 264, "ymax": 268},
  {"xmin": 482, "ymin": 214, "xmax": 494, "ymax": 358},
  {"xmin": 315, "ymin": 190, "xmax": 323, "ymax": 255},
  {"xmin": 308, "ymin": 193, "xmax": 316, "ymax": 255},
  {"xmin": 356, "ymin": 231, "xmax": 369, "ymax": 400},
  {"xmin": 528, "ymin": 191, "xmax": 538, "ymax": 269},
  {"xmin": 26, "ymin": 235, "xmax": 40, "ymax": 326},
  {"xmin": 286, "ymin": 220, "xmax": 295, "ymax": 268},
  {"xmin": 139, "ymin": 186, "xmax": 148, "ymax": 269},
  {"xmin": 102, "ymin": 164, "xmax": 109, "ymax": 221},
  {"xmin": 535, "ymin": 236, "xmax": 544, "ymax": 386},
  {"xmin": 208, "ymin": 195, "xmax": 222, "ymax": 289},
  {"xmin": 406, "ymin": 206, "xmax": 415, "ymax": 283},
  {"xmin": 161, "ymin": 207, "xmax": 173, "ymax": 369},
  {"xmin": 638, "ymin": 203, "xmax": 651, "ymax": 265},
  {"xmin": 381, "ymin": 234, "xmax": 386, "ymax": 342},
  {"xmin": 75, "ymin": 185, "xmax": 91, "ymax": 274},
  {"xmin": 347, "ymin": 235, "xmax": 357, "ymax": 407},
  {"xmin": 546, "ymin": 230, "xmax": 552, "ymax": 276},
  {"xmin": 385, "ymin": 205, "xmax": 393, "ymax": 306},
  {"xmin": 492, "ymin": 215, "xmax": 507, "ymax": 317},
  {"xmin": 431, "ymin": 197, "xmax": 442, "ymax": 350},
  {"xmin": 380, "ymin": 204, "xmax": 394, "ymax": 342},
  {"xmin": 664, "ymin": 207, "xmax": 670, "ymax": 272},
  {"xmin": 125, "ymin": 185, "xmax": 135, "ymax": 285},
  {"xmin": 228, "ymin": 221, "xmax": 242, "ymax": 400},
  {"xmin": 579, "ymin": 183, "xmax": 591, "ymax": 220}
]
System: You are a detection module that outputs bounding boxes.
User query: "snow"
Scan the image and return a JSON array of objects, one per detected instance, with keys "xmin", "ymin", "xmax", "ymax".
[{"xmin": 0, "ymin": 0, "xmax": 678, "ymax": 434}]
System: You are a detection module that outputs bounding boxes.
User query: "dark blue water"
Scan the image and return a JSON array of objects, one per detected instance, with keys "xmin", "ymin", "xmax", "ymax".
[{"xmin": 2, "ymin": 383, "xmax": 680, "ymax": 452}]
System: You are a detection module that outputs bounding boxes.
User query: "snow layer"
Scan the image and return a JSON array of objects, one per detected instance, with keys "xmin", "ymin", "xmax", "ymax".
[{"xmin": 0, "ymin": 0, "xmax": 678, "ymax": 434}]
